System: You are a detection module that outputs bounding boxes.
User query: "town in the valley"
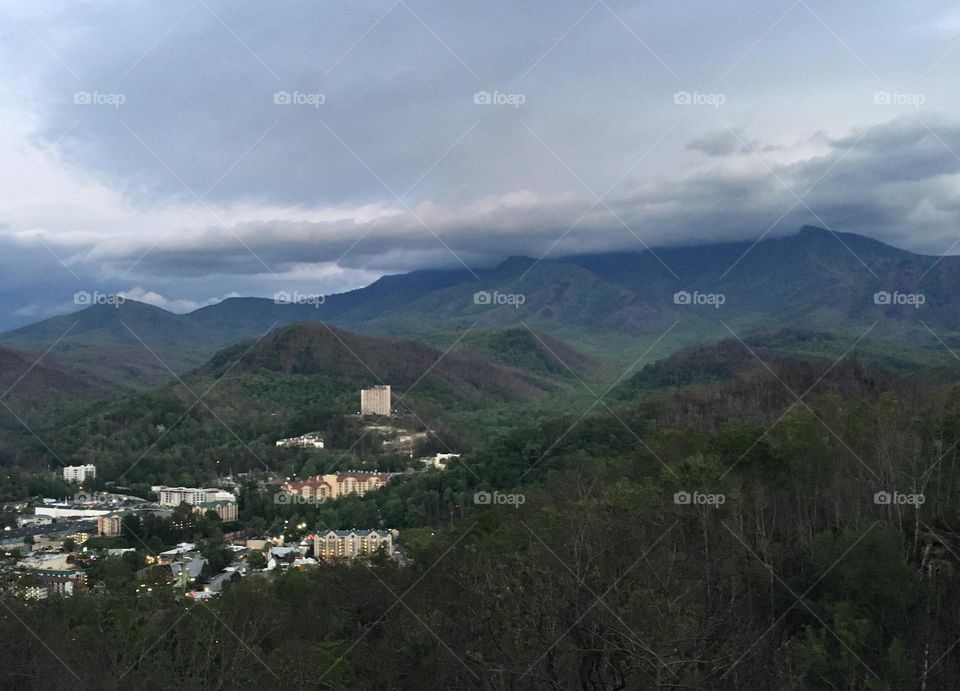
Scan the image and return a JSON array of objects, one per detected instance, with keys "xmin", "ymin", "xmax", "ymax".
[{"xmin": 0, "ymin": 384, "xmax": 459, "ymax": 600}]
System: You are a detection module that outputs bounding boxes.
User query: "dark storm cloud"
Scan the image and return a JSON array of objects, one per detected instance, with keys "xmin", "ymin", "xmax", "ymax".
[
  {"xmin": 61, "ymin": 117, "xmax": 960, "ymax": 284},
  {"xmin": 685, "ymin": 129, "xmax": 782, "ymax": 157},
  {"xmin": 3, "ymin": 1, "xmax": 960, "ymax": 317},
  {"xmin": 9, "ymin": 0, "xmax": 690, "ymax": 207}
]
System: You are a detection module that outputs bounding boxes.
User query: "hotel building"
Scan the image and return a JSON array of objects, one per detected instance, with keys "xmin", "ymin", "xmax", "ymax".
[
  {"xmin": 281, "ymin": 472, "xmax": 391, "ymax": 503},
  {"xmin": 360, "ymin": 385, "xmax": 391, "ymax": 416}
]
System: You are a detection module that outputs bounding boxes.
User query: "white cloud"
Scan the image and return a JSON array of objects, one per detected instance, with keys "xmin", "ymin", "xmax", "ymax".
[{"xmin": 118, "ymin": 286, "xmax": 240, "ymax": 314}]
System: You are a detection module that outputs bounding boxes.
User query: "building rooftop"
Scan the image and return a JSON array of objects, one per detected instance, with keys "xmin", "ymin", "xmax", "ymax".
[
  {"xmin": 171, "ymin": 559, "xmax": 206, "ymax": 579},
  {"xmin": 318, "ymin": 529, "xmax": 392, "ymax": 538},
  {"xmin": 159, "ymin": 542, "xmax": 196, "ymax": 556},
  {"xmin": 196, "ymin": 500, "xmax": 235, "ymax": 508},
  {"xmin": 24, "ymin": 567, "xmax": 85, "ymax": 577}
]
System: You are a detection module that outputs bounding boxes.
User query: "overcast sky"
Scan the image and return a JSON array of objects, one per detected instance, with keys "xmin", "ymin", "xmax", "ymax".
[{"xmin": 2, "ymin": 0, "xmax": 960, "ymax": 325}]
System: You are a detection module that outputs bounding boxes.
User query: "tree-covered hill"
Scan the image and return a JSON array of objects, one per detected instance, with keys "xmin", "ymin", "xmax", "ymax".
[
  {"xmin": 30, "ymin": 321, "xmax": 586, "ymax": 484},
  {"xmin": 8, "ymin": 327, "xmax": 960, "ymax": 688}
]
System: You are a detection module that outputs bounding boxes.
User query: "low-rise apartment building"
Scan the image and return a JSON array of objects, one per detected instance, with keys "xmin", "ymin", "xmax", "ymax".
[
  {"xmin": 63, "ymin": 464, "xmax": 96, "ymax": 483},
  {"xmin": 275, "ymin": 432, "xmax": 325, "ymax": 449},
  {"xmin": 153, "ymin": 486, "xmax": 236, "ymax": 507},
  {"xmin": 23, "ymin": 569, "xmax": 87, "ymax": 598},
  {"xmin": 314, "ymin": 529, "xmax": 394, "ymax": 560},
  {"xmin": 193, "ymin": 500, "xmax": 238, "ymax": 522}
]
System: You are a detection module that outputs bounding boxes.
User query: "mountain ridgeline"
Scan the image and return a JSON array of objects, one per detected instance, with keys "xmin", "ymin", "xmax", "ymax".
[{"xmin": 2, "ymin": 226, "xmax": 959, "ymax": 389}]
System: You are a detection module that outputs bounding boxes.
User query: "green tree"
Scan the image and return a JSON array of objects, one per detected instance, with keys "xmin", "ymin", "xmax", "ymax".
[
  {"xmin": 247, "ymin": 550, "xmax": 267, "ymax": 570},
  {"xmin": 247, "ymin": 516, "xmax": 267, "ymax": 534}
]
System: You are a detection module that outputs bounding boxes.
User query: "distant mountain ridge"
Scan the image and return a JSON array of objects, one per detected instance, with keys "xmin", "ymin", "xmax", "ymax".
[{"xmin": 3, "ymin": 226, "xmax": 959, "ymax": 386}]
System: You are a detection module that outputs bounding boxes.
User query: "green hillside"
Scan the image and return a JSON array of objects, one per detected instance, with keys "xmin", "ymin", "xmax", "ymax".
[{"xmin": 34, "ymin": 321, "xmax": 585, "ymax": 485}]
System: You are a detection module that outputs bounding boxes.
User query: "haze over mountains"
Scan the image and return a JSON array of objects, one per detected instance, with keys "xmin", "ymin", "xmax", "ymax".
[
  {"xmin": 7, "ymin": 222, "xmax": 957, "ymax": 476},
  {"xmin": 2, "ymin": 226, "xmax": 957, "ymax": 389},
  {"xmin": 0, "ymin": 227, "xmax": 960, "ymax": 371}
]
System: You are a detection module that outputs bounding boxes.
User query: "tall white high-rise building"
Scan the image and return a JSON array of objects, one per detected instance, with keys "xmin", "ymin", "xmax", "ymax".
[
  {"xmin": 360, "ymin": 385, "xmax": 391, "ymax": 416},
  {"xmin": 63, "ymin": 464, "xmax": 96, "ymax": 483}
]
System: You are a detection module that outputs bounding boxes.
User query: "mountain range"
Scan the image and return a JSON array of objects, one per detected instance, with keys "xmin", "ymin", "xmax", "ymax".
[
  {"xmin": 4, "ymin": 224, "xmax": 960, "ymax": 478},
  {"xmin": 2, "ymin": 226, "xmax": 958, "ymax": 389}
]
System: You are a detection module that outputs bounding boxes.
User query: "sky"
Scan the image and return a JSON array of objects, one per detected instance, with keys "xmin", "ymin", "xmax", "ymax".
[{"xmin": 2, "ymin": 0, "xmax": 960, "ymax": 327}]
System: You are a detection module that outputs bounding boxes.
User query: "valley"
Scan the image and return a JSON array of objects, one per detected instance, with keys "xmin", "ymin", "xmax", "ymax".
[{"xmin": 2, "ymin": 226, "xmax": 960, "ymax": 688}]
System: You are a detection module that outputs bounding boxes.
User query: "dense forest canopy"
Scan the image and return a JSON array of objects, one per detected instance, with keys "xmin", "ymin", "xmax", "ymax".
[{"xmin": 3, "ymin": 332, "xmax": 960, "ymax": 689}]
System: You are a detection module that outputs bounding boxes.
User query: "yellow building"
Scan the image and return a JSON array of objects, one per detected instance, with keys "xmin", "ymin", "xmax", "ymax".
[
  {"xmin": 97, "ymin": 512, "xmax": 125, "ymax": 537},
  {"xmin": 194, "ymin": 500, "xmax": 238, "ymax": 522},
  {"xmin": 282, "ymin": 472, "xmax": 391, "ymax": 503}
]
